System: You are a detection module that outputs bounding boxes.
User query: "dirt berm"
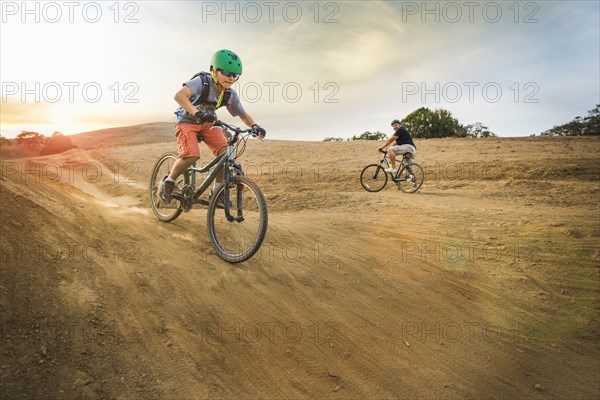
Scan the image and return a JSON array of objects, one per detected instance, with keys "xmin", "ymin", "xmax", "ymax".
[{"xmin": 1, "ymin": 125, "xmax": 598, "ymax": 399}]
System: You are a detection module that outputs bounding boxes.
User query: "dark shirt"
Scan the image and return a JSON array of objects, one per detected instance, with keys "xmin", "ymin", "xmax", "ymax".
[{"xmin": 393, "ymin": 127, "xmax": 416, "ymax": 148}]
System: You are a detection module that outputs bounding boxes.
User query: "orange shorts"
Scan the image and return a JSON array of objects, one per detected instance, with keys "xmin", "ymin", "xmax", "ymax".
[{"xmin": 175, "ymin": 123, "xmax": 227, "ymax": 159}]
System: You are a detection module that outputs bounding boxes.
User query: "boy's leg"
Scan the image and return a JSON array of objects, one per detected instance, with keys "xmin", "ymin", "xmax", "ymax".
[
  {"xmin": 215, "ymin": 147, "xmax": 227, "ymax": 185},
  {"xmin": 171, "ymin": 124, "xmax": 202, "ymax": 179},
  {"xmin": 168, "ymin": 156, "xmax": 199, "ymax": 181},
  {"xmin": 159, "ymin": 124, "xmax": 202, "ymax": 203},
  {"xmin": 201, "ymin": 126, "xmax": 228, "ymax": 188}
]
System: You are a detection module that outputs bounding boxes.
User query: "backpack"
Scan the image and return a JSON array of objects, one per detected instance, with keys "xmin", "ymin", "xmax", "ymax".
[
  {"xmin": 174, "ymin": 72, "xmax": 231, "ymax": 121},
  {"xmin": 188, "ymin": 71, "xmax": 231, "ymax": 109}
]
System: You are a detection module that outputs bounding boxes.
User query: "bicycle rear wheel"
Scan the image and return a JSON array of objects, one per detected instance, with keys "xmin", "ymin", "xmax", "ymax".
[
  {"xmin": 149, "ymin": 152, "xmax": 183, "ymax": 222},
  {"xmin": 360, "ymin": 164, "xmax": 388, "ymax": 192},
  {"xmin": 397, "ymin": 162, "xmax": 424, "ymax": 193},
  {"xmin": 207, "ymin": 176, "xmax": 268, "ymax": 263}
]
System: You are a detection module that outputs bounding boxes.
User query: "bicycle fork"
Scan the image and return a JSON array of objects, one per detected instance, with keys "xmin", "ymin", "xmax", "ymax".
[
  {"xmin": 223, "ymin": 145, "xmax": 245, "ymax": 223},
  {"xmin": 222, "ymin": 184, "xmax": 245, "ymax": 223}
]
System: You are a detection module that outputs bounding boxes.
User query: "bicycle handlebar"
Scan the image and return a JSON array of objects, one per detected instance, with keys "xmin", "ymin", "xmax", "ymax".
[
  {"xmin": 215, "ymin": 120, "xmax": 264, "ymax": 142},
  {"xmin": 215, "ymin": 120, "xmax": 253, "ymax": 134}
]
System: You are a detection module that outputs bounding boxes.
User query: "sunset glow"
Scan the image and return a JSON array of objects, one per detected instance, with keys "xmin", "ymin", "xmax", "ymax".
[{"xmin": 1, "ymin": 1, "xmax": 599, "ymax": 139}]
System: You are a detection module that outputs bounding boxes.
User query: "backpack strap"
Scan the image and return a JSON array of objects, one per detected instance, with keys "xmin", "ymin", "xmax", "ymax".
[
  {"xmin": 189, "ymin": 72, "xmax": 211, "ymax": 107},
  {"xmin": 218, "ymin": 90, "xmax": 231, "ymax": 109},
  {"xmin": 189, "ymin": 71, "xmax": 231, "ymax": 109}
]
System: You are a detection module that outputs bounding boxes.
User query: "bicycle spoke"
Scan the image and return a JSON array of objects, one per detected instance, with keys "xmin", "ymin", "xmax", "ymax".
[
  {"xmin": 397, "ymin": 162, "xmax": 424, "ymax": 193},
  {"xmin": 360, "ymin": 164, "xmax": 388, "ymax": 192},
  {"xmin": 207, "ymin": 176, "xmax": 268, "ymax": 263},
  {"xmin": 149, "ymin": 153, "xmax": 183, "ymax": 221}
]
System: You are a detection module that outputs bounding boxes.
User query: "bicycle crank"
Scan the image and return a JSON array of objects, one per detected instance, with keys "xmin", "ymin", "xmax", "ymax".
[{"xmin": 179, "ymin": 186, "xmax": 195, "ymax": 212}]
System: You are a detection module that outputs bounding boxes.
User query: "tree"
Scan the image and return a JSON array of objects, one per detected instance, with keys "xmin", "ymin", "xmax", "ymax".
[
  {"xmin": 323, "ymin": 137, "xmax": 346, "ymax": 142},
  {"xmin": 16, "ymin": 131, "xmax": 46, "ymax": 147},
  {"xmin": 351, "ymin": 131, "xmax": 387, "ymax": 141},
  {"xmin": 582, "ymin": 104, "xmax": 599, "ymax": 135},
  {"xmin": 39, "ymin": 132, "xmax": 77, "ymax": 156},
  {"xmin": 540, "ymin": 104, "xmax": 600, "ymax": 136},
  {"xmin": 401, "ymin": 107, "xmax": 466, "ymax": 138},
  {"xmin": 0, "ymin": 135, "xmax": 11, "ymax": 147},
  {"xmin": 465, "ymin": 122, "xmax": 496, "ymax": 138}
]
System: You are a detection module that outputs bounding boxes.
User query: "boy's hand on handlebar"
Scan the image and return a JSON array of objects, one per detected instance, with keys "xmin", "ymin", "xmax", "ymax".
[
  {"xmin": 251, "ymin": 124, "xmax": 266, "ymax": 139},
  {"xmin": 194, "ymin": 111, "xmax": 217, "ymax": 125}
]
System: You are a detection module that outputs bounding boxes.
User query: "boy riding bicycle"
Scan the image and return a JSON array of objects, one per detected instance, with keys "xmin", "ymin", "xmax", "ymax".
[
  {"xmin": 159, "ymin": 49, "xmax": 266, "ymax": 203},
  {"xmin": 378, "ymin": 119, "xmax": 417, "ymax": 174}
]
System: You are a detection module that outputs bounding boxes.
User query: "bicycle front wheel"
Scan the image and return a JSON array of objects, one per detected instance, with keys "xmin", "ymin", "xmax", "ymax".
[
  {"xmin": 397, "ymin": 162, "xmax": 424, "ymax": 193},
  {"xmin": 360, "ymin": 164, "xmax": 388, "ymax": 192},
  {"xmin": 207, "ymin": 176, "xmax": 268, "ymax": 263},
  {"xmin": 149, "ymin": 152, "xmax": 183, "ymax": 222}
]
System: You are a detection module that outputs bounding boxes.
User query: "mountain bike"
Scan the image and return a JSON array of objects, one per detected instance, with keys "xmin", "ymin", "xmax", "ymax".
[
  {"xmin": 360, "ymin": 150, "xmax": 424, "ymax": 193},
  {"xmin": 149, "ymin": 121, "xmax": 268, "ymax": 263}
]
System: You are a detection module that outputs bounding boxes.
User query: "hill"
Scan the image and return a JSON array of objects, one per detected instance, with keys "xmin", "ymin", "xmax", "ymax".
[
  {"xmin": 0, "ymin": 122, "xmax": 174, "ymax": 159},
  {"xmin": 69, "ymin": 122, "xmax": 175, "ymax": 150},
  {"xmin": 1, "ymin": 128, "xmax": 599, "ymax": 399}
]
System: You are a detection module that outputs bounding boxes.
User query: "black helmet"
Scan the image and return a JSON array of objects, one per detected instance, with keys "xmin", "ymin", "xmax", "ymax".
[{"xmin": 391, "ymin": 119, "xmax": 401, "ymax": 126}]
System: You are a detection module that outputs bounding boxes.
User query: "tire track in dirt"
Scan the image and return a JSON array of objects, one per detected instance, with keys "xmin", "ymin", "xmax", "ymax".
[{"xmin": 1, "ymin": 136, "xmax": 599, "ymax": 399}]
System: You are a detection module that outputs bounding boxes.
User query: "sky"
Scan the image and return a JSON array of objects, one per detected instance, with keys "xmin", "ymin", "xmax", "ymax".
[{"xmin": 1, "ymin": 0, "xmax": 599, "ymax": 140}]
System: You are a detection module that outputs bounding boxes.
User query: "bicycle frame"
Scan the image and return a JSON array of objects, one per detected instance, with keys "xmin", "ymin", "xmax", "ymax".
[
  {"xmin": 176, "ymin": 122, "xmax": 254, "ymax": 222},
  {"xmin": 183, "ymin": 151, "xmax": 227, "ymax": 201},
  {"xmin": 149, "ymin": 120, "xmax": 267, "ymax": 262},
  {"xmin": 379, "ymin": 151, "xmax": 409, "ymax": 181}
]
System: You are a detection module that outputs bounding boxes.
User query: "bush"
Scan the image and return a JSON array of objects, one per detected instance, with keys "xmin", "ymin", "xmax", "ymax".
[
  {"xmin": 540, "ymin": 105, "xmax": 600, "ymax": 136},
  {"xmin": 16, "ymin": 131, "xmax": 46, "ymax": 147},
  {"xmin": 351, "ymin": 131, "xmax": 387, "ymax": 141},
  {"xmin": 39, "ymin": 132, "xmax": 77, "ymax": 156},
  {"xmin": 465, "ymin": 122, "xmax": 496, "ymax": 138}
]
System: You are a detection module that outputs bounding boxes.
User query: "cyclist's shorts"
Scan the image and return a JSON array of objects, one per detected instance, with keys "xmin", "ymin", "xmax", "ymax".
[
  {"xmin": 175, "ymin": 123, "xmax": 227, "ymax": 159},
  {"xmin": 390, "ymin": 144, "xmax": 416, "ymax": 161}
]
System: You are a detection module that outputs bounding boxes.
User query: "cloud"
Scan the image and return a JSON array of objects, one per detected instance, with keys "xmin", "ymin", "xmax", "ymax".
[{"xmin": 1, "ymin": 1, "xmax": 597, "ymax": 139}]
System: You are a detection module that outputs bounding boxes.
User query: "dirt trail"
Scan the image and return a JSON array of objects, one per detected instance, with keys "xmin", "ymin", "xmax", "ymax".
[{"xmin": 1, "ymin": 135, "xmax": 599, "ymax": 399}]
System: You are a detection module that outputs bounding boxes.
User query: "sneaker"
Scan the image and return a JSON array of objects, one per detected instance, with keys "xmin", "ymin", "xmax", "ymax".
[
  {"xmin": 407, "ymin": 174, "xmax": 415, "ymax": 183},
  {"xmin": 159, "ymin": 176, "xmax": 175, "ymax": 204},
  {"xmin": 384, "ymin": 167, "xmax": 397, "ymax": 173}
]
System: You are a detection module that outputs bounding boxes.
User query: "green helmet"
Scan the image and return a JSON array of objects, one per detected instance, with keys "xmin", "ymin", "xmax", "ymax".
[{"xmin": 210, "ymin": 49, "xmax": 243, "ymax": 75}]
